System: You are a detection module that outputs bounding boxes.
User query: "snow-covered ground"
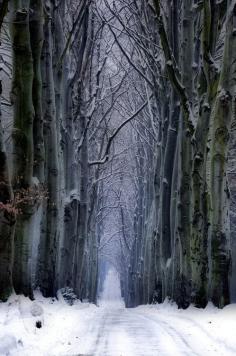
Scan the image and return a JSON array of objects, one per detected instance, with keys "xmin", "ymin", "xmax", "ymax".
[{"xmin": 1, "ymin": 270, "xmax": 236, "ymax": 355}]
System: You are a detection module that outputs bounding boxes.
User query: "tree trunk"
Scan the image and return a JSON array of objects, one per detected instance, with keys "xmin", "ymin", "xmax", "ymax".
[
  {"xmin": 209, "ymin": 2, "xmax": 236, "ymax": 307},
  {"xmin": 10, "ymin": 1, "xmax": 35, "ymax": 297}
]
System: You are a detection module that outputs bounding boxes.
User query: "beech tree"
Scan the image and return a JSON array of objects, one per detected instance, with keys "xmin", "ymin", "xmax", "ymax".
[{"xmin": 0, "ymin": 0, "xmax": 236, "ymax": 311}]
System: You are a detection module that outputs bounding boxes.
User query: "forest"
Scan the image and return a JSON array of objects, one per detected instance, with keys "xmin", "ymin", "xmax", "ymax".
[{"xmin": 1, "ymin": 0, "xmax": 236, "ymax": 317}]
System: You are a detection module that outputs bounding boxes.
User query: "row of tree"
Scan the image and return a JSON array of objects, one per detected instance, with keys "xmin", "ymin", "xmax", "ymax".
[
  {"xmin": 117, "ymin": 0, "xmax": 236, "ymax": 308},
  {"xmin": 0, "ymin": 0, "xmax": 100, "ymax": 302},
  {"xmin": 1, "ymin": 0, "xmax": 236, "ymax": 310},
  {"xmin": 91, "ymin": 0, "xmax": 236, "ymax": 309}
]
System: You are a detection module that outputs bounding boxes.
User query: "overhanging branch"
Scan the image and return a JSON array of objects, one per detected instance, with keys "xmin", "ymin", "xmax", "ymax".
[
  {"xmin": 153, "ymin": 0, "xmax": 195, "ymax": 135},
  {"xmin": 89, "ymin": 95, "xmax": 153, "ymax": 166}
]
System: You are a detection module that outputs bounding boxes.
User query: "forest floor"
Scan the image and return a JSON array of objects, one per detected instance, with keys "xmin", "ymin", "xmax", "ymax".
[{"xmin": 1, "ymin": 293, "xmax": 236, "ymax": 355}]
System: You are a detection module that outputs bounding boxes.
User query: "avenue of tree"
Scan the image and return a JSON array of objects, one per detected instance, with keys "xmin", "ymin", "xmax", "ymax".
[{"xmin": 0, "ymin": 0, "xmax": 236, "ymax": 309}]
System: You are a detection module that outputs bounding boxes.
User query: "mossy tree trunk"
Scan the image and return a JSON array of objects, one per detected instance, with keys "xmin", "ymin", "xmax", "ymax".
[
  {"xmin": 0, "ymin": 0, "xmax": 15, "ymax": 302},
  {"xmin": 190, "ymin": 0, "xmax": 222, "ymax": 307},
  {"xmin": 0, "ymin": 104, "xmax": 15, "ymax": 301},
  {"xmin": 30, "ymin": 0, "xmax": 44, "ymax": 182},
  {"xmin": 38, "ymin": 1, "xmax": 60, "ymax": 296},
  {"xmin": 74, "ymin": 112, "xmax": 89, "ymax": 299},
  {"xmin": 209, "ymin": 1, "xmax": 236, "ymax": 307},
  {"xmin": 10, "ymin": 0, "xmax": 35, "ymax": 297}
]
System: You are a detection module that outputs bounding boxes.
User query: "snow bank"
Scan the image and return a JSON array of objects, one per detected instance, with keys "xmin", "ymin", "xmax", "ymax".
[
  {"xmin": 0, "ymin": 291, "xmax": 98, "ymax": 355},
  {"xmin": 135, "ymin": 300, "xmax": 236, "ymax": 355}
]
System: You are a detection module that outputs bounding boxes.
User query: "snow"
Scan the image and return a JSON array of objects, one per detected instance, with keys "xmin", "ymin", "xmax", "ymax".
[
  {"xmin": 166, "ymin": 257, "xmax": 172, "ymax": 269},
  {"xmin": 64, "ymin": 189, "xmax": 80, "ymax": 204},
  {"xmin": 99, "ymin": 268, "xmax": 124, "ymax": 307},
  {"xmin": 0, "ymin": 291, "xmax": 98, "ymax": 355},
  {"xmin": 163, "ymin": 178, "xmax": 168, "ymax": 185},
  {"xmin": 202, "ymin": 102, "xmax": 211, "ymax": 110},
  {"xmin": 1, "ymin": 275, "xmax": 236, "ymax": 355}
]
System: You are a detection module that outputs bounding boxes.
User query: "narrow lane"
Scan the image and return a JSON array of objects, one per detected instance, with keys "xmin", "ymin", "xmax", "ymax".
[
  {"xmin": 76, "ymin": 301, "xmax": 234, "ymax": 356},
  {"xmin": 73, "ymin": 269, "xmax": 236, "ymax": 356}
]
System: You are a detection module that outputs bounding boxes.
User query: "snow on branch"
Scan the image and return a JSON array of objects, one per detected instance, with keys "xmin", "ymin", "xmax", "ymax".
[
  {"xmin": 107, "ymin": 23, "xmax": 155, "ymax": 90},
  {"xmin": 89, "ymin": 95, "xmax": 153, "ymax": 166},
  {"xmin": 153, "ymin": 0, "xmax": 195, "ymax": 135}
]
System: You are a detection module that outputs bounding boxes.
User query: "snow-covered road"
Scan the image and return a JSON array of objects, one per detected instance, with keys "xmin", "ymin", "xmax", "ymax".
[
  {"xmin": 1, "ymin": 295, "xmax": 236, "ymax": 355},
  {"xmin": 74, "ymin": 301, "xmax": 236, "ymax": 356},
  {"xmin": 79, "ymin": 302, "xmax": 197, "ymax": 356},
  {"xmin": 1, "ymin": 269, "xmax": 236, "ymax": 355}
]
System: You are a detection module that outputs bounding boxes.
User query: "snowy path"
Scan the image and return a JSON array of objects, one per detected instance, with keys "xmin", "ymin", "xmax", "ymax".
[
  {"xmin": 1, "ymin": 296, "xmax": 236, "ymax": 355},
  {"xmin": 1, "ymin": 269, "xmax": 236, "ymax": 355},
  {"xmin": 75, "ymin": 302, "xmax": 236, "ymax": 356},
  {"xmin": 78, "ymin": 302, "xmax": 195, "ymax": 356}
]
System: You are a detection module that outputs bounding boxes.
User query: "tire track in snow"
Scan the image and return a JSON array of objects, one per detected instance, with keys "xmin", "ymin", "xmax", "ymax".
[
  {"xmin": 122, "ymin": 308, "xmax": 198, "ymax": 356},
  {"xmin": 76, "ymin": 304, "xmax": 203, "ymax": 356},
  {"xmin": 134, "ymin": 309, "xmax": 236, "ymax": 355},
  {"xmin": 132, "ymin": 312, "xmax": 200, "ymax": 356},
  {"xmin": 157, "ymin": 310, "xmax": 236, "ymax": 355}
]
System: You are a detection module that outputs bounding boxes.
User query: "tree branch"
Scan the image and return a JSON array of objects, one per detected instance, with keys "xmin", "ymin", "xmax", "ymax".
[
  {"xmin": 0, "ymin": 0, "xmax": 8, "ymax": 30},
  {"xmin": 107, "ymin": 23, "xmax": 155, "ymax": 89},
  {"xmin": 89, "ymin": 95, "xmax": 153, "ymax": 165},
  {"xmin": 153, "ymin": 0, "xmax": 195, "ymax": 135}
]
